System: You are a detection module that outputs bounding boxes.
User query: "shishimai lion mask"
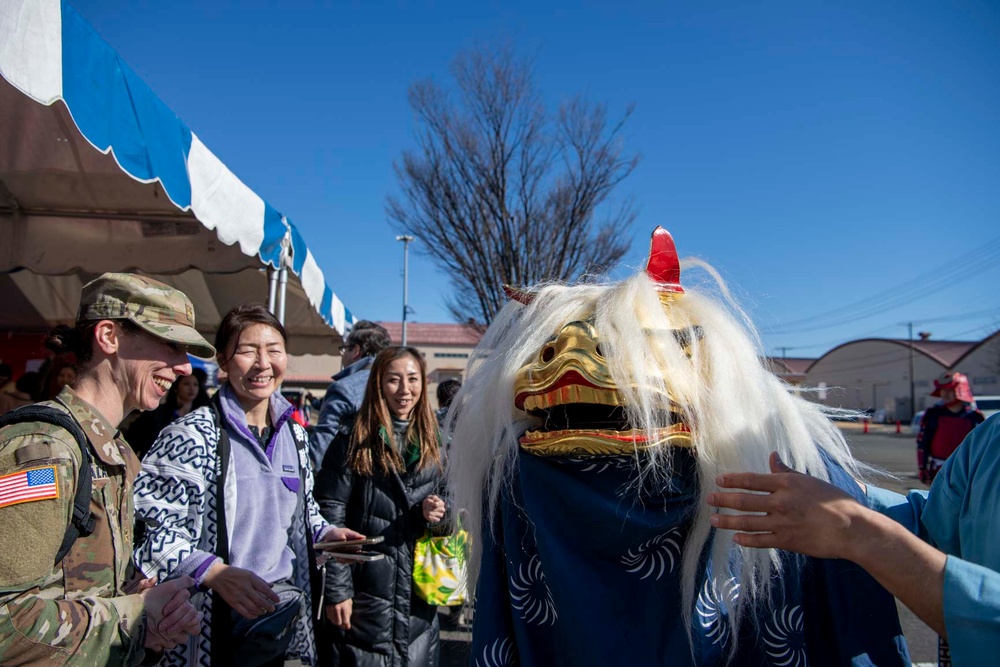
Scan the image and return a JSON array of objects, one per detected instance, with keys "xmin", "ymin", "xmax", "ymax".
[{"xmin": 446, "ymin": 227, "xmax": 862, "ymax": 646}]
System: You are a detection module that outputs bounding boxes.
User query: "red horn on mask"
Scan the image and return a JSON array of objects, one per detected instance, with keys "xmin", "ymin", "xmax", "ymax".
[
  {"xmin": 645, "ymin": 227, "xmax": 684, "ymax": 294},
  {"xmin": 504, "ymin": 227, "xmax": 682, "ymax": 305},
  {"xmin": 503, "ymin": 285, "xmax": 536, "ymax": 305}
]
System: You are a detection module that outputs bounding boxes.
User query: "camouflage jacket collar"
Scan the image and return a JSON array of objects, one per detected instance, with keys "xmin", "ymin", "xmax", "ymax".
[{"xmin": 54, "ymin": 386, "xmax": 128, "ymax": 467}]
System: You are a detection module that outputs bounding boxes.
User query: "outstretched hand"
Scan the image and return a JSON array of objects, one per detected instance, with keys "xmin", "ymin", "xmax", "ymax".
[
  {"xmin": 706, "ymin": 451, "xmax": 863, "ymax": 560},
  {"xmin": 707, "ymin": 451, "xmax": 950, "ymax": 637}
]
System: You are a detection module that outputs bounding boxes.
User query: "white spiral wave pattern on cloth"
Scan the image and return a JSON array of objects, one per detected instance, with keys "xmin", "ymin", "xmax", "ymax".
[
  {"xmin": 476, "ymin": 637, "xmax": 516, "ymax": 667},
  {"xmin": 510, "ymin": 554, "xmax": 558, "ymax": 625},
  {"xmin": 763, "ymin": 604, "xmax": 808, "ymax": 667},
  {"xmin": 696, "ymin": 576, "xmax": 742, "ymax": 646},
  {"xmin": 621, "ymin": 528, "xmax": 682, "ymax": 580}
]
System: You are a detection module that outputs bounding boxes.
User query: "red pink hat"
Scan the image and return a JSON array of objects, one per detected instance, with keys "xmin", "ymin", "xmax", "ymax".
[{"xmin": 930, "ymin": 372, "xmax": 974, "ymax": 403}]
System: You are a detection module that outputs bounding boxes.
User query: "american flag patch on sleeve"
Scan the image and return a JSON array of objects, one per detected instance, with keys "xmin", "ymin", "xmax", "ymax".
[{"xmin": 0, "ymin": 466, "xmax": 59, "ymax": 508}]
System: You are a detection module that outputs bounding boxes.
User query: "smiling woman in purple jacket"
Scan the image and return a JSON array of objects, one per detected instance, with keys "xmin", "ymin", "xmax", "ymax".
[{"xmin": 134, "ymin": 304, "xmax": 362, "ymax": 667}]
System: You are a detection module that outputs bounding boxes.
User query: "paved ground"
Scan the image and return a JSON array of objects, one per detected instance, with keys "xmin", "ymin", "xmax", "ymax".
[{"xmin": 840, "ymin": 427, "xmax": 937, "ymax": 664}]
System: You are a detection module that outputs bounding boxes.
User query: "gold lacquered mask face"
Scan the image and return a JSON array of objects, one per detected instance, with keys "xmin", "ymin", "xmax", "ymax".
[{"xmin": 513, "ymin": 318, "xmax": 693, "ymax": 457}]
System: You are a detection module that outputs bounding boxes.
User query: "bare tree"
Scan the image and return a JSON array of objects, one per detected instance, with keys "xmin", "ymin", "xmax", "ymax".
[{"xmin": 387, "ymin": 43, "xmax": 640, "ymax": 325}]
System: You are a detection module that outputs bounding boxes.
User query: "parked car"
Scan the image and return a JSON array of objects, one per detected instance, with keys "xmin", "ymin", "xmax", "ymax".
[
  {"xmin": 910, "ymin": 410, "xmax": 926, "ymax": 435},
  {"xmin": 975, "ymin": 395, "xmax": 1000, "ymax": 420}
]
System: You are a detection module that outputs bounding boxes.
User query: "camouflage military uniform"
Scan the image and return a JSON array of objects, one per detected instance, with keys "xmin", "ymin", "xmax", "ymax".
[{"xmin": 0, "ymin": 387, "xmax": 146, "ymax": 666}]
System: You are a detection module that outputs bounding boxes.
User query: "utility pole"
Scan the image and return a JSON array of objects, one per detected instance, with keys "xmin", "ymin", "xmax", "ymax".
[
  {"xmin": 396, "ymin": 235, "xmax": 414, "ymax": 346},
  {"xmin": 908, "ymin": 322, "xmax": 915, "ymax": 420}
]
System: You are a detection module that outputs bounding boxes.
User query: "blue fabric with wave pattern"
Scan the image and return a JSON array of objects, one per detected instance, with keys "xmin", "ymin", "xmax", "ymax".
[{"xmin": 471, "ymin": 447, "xmax": 911, "ymax": 667}]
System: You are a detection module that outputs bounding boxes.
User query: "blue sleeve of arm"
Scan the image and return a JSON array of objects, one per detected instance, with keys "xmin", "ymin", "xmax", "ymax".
[
  {"xmin": 865, "ymin": 485, "xmax": 932, "ymax": 540},
  {"xmin": 943, "ymin": 557, "xmax": 1000, "ymax": 664},
  {"xmin": 308, "ymin": 383, "xmax": 351, "ymax": 469},
  {"xmin": 872, "ymin": 417, "xmax": 1000, "ymax": 663}
]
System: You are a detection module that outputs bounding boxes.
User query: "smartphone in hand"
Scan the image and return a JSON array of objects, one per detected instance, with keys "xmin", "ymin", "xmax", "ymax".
[
  {"xmin": 331, "ymin": 551, "xmax": 385, "ymax": 562},
  {"xmin": 315, "ymin": 535, "xmax": 385, "ymax": 551}
]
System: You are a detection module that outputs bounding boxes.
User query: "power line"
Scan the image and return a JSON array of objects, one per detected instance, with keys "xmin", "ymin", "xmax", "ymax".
[
  {"xmin": 773, "ymin": 323, "xmax": 902, "ymax": 353},
  {"xmin": 772, "ymin": 307, "xmax": 1000, "ymax": 354},
  {"xmin": 928, "ymin": 321, "xmax": 1000, "ymax": 341},
  {"xmin": 763, "ymin": 236, "xmax": 1000, "ymax": 334},
  {"xmin": 900, "ymin": 307, "xmax": 1000, "ymax": 326},
  {"xmin": 773, "ymin": 252, "xmax": 1000, "ymax": 334}
]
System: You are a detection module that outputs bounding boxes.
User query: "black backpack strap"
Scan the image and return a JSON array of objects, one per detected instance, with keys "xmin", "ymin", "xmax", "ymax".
[
  {"xmin": 289, "ymin": 422, "xmax": 314, "ymax": 553},
  {"xmin": 289, "ymin": 421, "xmax": 309, "ymax": 473},
  {"xmin": 0, "ymin": 405, "xmax": 96, "ymax": 565},
  {"xmin": 206, "ymin": 396, "xmax": 236, "ymax": 667},
  {"xmin": 207, "ymin": 397, "xmax": 231, "ymax": 564}
]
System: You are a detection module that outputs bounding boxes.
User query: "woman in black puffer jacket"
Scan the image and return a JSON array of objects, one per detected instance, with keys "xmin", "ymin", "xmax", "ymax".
[{"xmin": 315, "ymin": 346, "xmax": 446, "ymax": 667}]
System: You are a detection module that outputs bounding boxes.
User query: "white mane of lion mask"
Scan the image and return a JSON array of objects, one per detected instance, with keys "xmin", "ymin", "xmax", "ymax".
[{"xmin": 446, "ymin": 227, "xmax": 861, "ymax": 639}]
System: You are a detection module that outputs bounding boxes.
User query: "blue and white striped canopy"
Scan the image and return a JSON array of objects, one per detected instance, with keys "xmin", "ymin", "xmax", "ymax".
[{"xmin": 0, "ymin": 0, "xmax": 354, "ymax": 351}]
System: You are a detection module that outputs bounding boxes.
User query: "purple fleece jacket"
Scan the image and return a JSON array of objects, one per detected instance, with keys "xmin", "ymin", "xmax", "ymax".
[{"xmin": 191, "ymin": 385, "xmax": 334, "ymax": 585}]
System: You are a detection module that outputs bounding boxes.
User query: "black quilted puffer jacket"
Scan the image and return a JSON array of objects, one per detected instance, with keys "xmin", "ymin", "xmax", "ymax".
[{"xmin": 314, "ymin": 427, "xmax": 443, "ymax": 667}]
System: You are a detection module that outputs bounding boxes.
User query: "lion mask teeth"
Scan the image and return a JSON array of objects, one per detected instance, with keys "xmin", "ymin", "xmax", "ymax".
[{"xmin": 513, "ymin": 319, "xmax": 690, "ymax": 457}]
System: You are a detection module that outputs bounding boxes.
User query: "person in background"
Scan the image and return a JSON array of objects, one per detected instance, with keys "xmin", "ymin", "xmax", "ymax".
[
  {"xmin": 917, "ymin": 372, "xmax": 984, "ymax": 484},
  {"xmin": 135, "ymin": 304, "xmax": 363, "ymax": 667},
  {"xmin": 315, "ymin": 346, "xmax": 446, "ymax": 667},
  {"xmin": 190, "ymin": 366, "xmax": 209, "ymax": 395},
  {"xmin": 434, "ymin": 378, "xmax": 461, "ymax": 464},
  {"xmin": 309, "ymin": 320, "xmax": 391, "ymax": 469},
  {"xmin": 0, "ymin": 272, "xmax": 210, "ymax": 665},
  {"xmin": 434, "ymin": 378, "xmax": 461, "ymax": 427},
  {"xmin": 34, "ymin": 355, "xmax": 78, "ymax": 401},
  {"xmin": 287, "ymin": 390, "xmax": 313, "ymax": 428},
  {"xmin": 51, "ymin": 364, "xmax": 77, "ymax": 397},
  {"xmin": 0, "ymin": 371, "xmax": 42, "ymax": 415},
  {"xmin": 124, "ymin": 368, "xmax": 211, "ymax": 459}
]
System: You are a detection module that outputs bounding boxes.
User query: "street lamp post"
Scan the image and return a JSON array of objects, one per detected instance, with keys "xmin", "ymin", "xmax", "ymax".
[{"xmin": 396, "ymin": 235, "xmax": 414, "ymax": 346}]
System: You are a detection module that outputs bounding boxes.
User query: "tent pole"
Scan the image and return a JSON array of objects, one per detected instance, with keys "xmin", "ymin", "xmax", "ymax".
[
  {"xmin": 276, "ymin": 233, "xmax": 290, "ymax": 325},
  {"xmin": 267, "ymin": 266, "xmax": 278, "ymax": 314},
  {"xmin": 277, "ymin": 263, "xmax": 288, "ymax": 325}
]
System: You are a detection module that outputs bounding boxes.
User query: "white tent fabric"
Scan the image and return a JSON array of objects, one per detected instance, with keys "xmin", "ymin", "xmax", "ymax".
[{"xmin": 0, "ymin": 0, "xmax": 354, "ymax": 354}]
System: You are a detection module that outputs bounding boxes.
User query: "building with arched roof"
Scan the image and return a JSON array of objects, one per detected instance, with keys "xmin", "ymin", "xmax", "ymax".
[
  {"xmin": 952, "ymin": 330, "xmax": 1000, "ymax": 397},
  {"xmin": 802, "ymin": 330, "xmax": 999, "ymax": 421}
]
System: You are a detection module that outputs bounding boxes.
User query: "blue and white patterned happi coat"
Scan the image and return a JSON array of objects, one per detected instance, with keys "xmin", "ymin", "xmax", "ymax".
[
  {"xmin": 472, "ymin": 447, "xmax": 912, "ymax": 667},
  {"xmin": 134, "ymin": 405, "xmax": 327, "ymax": 667}
]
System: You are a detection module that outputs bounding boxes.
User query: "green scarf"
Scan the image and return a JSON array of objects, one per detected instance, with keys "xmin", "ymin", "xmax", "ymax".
[{"xmin": 379, "ymin": 421, "xmax": 421, "ymax": 470}]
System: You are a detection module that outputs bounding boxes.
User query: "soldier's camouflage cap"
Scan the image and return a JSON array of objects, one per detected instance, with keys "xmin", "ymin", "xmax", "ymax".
[{"xmin": 78, "ymin": 273, "xmax": 216, "ymax": 359}]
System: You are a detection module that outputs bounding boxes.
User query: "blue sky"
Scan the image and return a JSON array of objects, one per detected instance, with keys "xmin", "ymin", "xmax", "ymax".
[{"xmin": 71, "ymin": 0, "xmax": 1000, "ymax": 357}]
